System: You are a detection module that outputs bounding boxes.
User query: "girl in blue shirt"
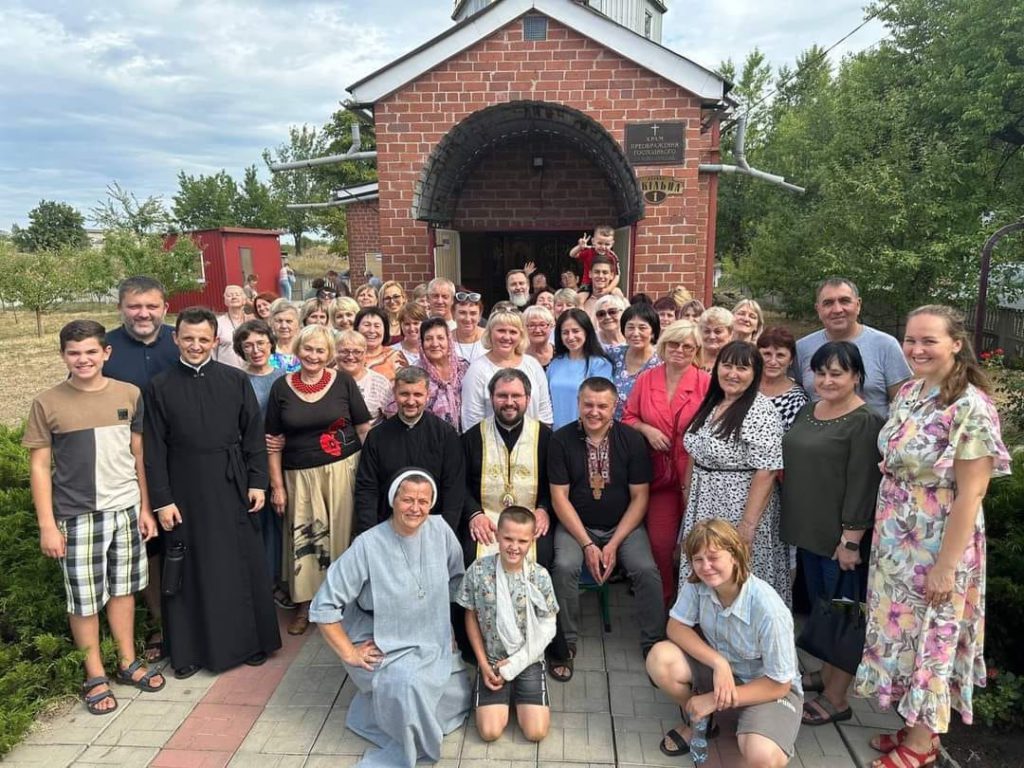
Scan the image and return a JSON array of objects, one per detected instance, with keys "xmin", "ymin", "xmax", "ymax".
[{"xmin": 546, "ymin": 309, "xmax": 612, "ymax": 429}]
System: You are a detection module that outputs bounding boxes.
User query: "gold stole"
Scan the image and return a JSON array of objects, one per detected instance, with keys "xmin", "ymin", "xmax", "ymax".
[{"xmin": 478, "ymin": 417, "xmax": 540, "ymax": 560}]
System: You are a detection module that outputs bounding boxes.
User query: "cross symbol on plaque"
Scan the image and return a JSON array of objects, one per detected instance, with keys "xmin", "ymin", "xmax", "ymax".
[{"xmin": 650, "ymin": 124, "xmax": 660, "ymax": 137}]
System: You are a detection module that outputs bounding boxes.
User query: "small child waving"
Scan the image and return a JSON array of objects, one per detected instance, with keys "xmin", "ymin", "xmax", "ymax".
[
  {"xmin": 569, "ymin": 224, "xmax": 621, "ymax": 293},
  {"xmin": 456, "ymin": 507, "xmax": 559, "ymax": 742}
]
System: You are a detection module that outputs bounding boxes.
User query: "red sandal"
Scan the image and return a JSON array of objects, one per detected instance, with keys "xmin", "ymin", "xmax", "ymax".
[
  {"xmin": 871, "ymin": 742, "xmax": 938, "ymax": 768},
  {"xmin": 870, "ymin": 729, "xmax": 940, "ymax": 754}
]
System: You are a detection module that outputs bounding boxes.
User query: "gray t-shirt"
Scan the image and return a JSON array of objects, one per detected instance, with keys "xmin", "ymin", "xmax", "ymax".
[{"xmin": 795, "ymin": 325, "xmax": 912, "ymax": 418}]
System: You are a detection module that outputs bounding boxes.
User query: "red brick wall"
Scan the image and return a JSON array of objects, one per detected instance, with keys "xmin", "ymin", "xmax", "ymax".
[
  {"xmin": 345, "ymin": 200, "xmax": 380, "ymax": 282},
  {"xmin": 371, "ymin": 14, "xmax": 716, "ymax": 300},
  {"xmin": 453, "ymin": 136, "xmax": 618, "ymax": 231}
]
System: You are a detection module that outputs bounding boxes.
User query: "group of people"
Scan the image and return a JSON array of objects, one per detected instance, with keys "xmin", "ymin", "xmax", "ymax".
[{"xmin": 27, "ymin": 232, "xmax": 1009, "ymax": 768}]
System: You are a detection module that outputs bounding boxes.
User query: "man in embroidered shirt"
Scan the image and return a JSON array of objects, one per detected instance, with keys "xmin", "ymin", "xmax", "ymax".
[
  {"xmin": 548, "ymin": 376, "xmax": 662, "ymax": 672},
  {"xmin": 353, "ymin": 366, "xmax": 465, "ymax": 535}
]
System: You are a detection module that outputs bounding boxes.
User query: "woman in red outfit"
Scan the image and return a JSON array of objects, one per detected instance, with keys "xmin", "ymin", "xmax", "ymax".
[{"xmin": 622, "ymin": 320, "xmax": 710, "ymax": 606}]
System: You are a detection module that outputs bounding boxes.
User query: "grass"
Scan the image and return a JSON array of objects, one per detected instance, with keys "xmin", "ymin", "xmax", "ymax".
[{"xmin": 0, "ymin": 304, "xmax": 120, "ymax": 428}]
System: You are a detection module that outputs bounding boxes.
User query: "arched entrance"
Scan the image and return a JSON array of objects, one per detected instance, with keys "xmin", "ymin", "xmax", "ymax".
[{"xmin": 414, "ymin": 101, "xmax": 645, "ymax": 303}]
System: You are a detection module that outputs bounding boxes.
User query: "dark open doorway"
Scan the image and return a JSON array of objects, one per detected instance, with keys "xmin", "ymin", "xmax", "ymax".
[{"xmin": 459, "ymin": 230, "xmax": 581, "ymax": 309}]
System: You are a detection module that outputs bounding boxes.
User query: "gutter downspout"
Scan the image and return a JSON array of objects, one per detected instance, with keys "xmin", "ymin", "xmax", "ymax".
[
  {"xmin": 703, "ymin": 119, "xmax": 721, "ymax": 306},
  {"xmin": 270, "ymin": 122, "xmax": 377, "ymax": 172},
  {"xmin": 698, "ymin": 116, "xmax": 806, "ymax": 194}
]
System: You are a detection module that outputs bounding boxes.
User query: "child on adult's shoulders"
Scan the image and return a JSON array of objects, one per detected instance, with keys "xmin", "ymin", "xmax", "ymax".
[
  {"xmin": 646, "ymin": 519, "xmax": 802, "ymax": 767},
  {"xmin": 456, "ymin": 507, "xmax": 558, "ymax": 743},
  {"xmin": 569, "ymin": 224, "xmax": 623, "ymax": 296}
]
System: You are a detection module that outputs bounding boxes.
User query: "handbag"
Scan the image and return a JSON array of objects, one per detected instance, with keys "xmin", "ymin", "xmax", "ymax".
[{"xmin": 796, "ymin": 570, "xmax": 866, "ymax": 676}]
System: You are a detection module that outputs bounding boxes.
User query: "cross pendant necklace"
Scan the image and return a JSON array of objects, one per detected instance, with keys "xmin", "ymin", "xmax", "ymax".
[{"xmin": 398, "ymin": 536, "xmax": 426, "ymax": 599}]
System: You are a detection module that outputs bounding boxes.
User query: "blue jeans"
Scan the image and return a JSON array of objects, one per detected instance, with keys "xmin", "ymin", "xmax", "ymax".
[{"xmin": 799, "ymin": 548, "xmax": 863, "ymax": 604}]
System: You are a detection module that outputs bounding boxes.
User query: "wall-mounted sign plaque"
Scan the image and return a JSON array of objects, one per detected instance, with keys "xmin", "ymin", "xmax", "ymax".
[
  {"xmin": 639, "ymin": 176, "xmax": 685, "ymax": 205},
  {"xmin": 625, "ymin": 122, "xmax": 686, "ymax": 166}
]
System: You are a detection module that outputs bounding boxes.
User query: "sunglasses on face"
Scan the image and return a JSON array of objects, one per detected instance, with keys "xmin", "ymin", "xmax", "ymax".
[
  {"xmin": 455, "ymin": 291, "xmax": 481, "ymax": 303},
  {"xmin": 595, "ymin": 309, "xmax": 620, "ymax": 319}
]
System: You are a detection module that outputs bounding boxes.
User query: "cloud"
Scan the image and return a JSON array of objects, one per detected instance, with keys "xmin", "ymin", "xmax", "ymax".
[{"xmin": 0, "ymin": 0, "xmax": 884, "ymax": 228}]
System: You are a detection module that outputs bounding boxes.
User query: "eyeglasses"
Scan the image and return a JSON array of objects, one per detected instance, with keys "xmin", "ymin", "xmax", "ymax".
[
  {"xmin": 526, "ymin": 323, "xmax": 552, "ymax": 331},
  {"xmin": 665, "ymin": 341, "xmax": 699, "ymax": 352},
  {"xmin": 455, "ymin": 291, "xmax": 481, "ymax": 303},
  {"xmin": 595, "ymin": 309, "xmax": 621, "ymax": 319},
  {"xmin": 337, "ymin": 349, "xmax": 365, "ymax": 358},
  {"xmin": 241, "ymin": 340, "xmax": 270, "ymax": 352},
  {"xmin": 382, "ymin": 294, "xmax": 403, "ymax": 303}
]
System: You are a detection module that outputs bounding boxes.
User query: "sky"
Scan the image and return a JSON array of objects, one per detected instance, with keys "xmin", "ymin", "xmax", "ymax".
[{"xmin": 0, "ymin": 0, "xmax": 885, "ymax": 230}]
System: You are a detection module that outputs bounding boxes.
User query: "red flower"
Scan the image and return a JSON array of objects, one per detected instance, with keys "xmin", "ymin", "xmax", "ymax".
[
  {"xmin": 987, "ymin": 667, "xmax": 999, "ymax": 681},
  {"xmin": 319, "ymin": 433, "xmax": 342, "ymax": 457},
  {"xmin": 995, "ymin": 348, "xmax": 1004, "ymax": 355},
  {"xmin": 328, "ymin": 417, "xmax": 347, "ymax": 433}
]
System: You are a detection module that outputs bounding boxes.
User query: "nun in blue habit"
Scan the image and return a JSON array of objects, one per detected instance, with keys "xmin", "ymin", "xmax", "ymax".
[{"xmin": 309, "ymin": 468, "xmax": 470, "ymax": 767}]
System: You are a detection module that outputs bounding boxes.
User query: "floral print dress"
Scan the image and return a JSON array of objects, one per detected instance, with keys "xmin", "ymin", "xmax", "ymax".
[
  {"xmin": 607, "ymin": 344, "xmax": 661, "ymax": 419},
  {"xmin": 854, "ymin": 381, "xmax": 1010, "ymax": 732}
]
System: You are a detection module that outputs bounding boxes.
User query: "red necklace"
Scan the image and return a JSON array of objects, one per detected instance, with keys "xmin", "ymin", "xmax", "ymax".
[{"xmin": 291, "ymin": 369, "xmax": 330, "ymax": 395}]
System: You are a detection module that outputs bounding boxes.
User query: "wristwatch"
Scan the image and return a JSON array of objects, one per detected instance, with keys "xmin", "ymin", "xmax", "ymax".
[{"xmin": 840, "ymin": 537, "xmax": 859, "ymax": 552}]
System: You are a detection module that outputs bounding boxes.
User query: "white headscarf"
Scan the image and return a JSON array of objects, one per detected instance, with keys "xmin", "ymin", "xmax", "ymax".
[{"xmin": 387, "ymin": 468, "xmax": 438, "ymax": 508}]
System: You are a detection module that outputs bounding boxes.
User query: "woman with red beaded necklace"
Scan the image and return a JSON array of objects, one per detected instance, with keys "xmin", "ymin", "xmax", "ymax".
[{"xmin": 265, "ymin": 324, "xmax": 373, "ymax": 635}]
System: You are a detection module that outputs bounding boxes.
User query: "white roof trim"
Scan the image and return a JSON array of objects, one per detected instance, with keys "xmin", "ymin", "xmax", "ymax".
[{"xmin": 348, "ymin": 0, "xmax": 725, "ymax": 103}]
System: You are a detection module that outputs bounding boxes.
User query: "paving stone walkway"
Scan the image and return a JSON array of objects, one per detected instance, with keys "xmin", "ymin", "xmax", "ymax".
[{"xmin": 5, "ymin": 585, "xmax": 903, "ymax": 767}]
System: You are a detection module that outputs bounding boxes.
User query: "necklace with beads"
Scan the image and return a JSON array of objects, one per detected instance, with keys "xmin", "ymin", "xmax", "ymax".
[{"xmin": 291, "ymin": 369, "xmax": 330, "ymax": 395}]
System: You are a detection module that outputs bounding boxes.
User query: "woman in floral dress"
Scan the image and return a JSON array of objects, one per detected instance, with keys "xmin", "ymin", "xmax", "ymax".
[
  {"xmin": 679, "ymin": 341, "xmax": 790, "ymax": 605},
  {"xmin": 606, "ymin": 302, "xmax": 661, "ymax": 419},
  {"xmin": 854, "ymin": 305, "xmax": 1010, "ymax": 768}
]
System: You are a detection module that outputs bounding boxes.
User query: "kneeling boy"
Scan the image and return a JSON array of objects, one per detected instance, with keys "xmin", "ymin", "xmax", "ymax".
[
  {"xmin": 456, "ymin": 507, "xmax": 558, "ymax": 742},
  {"xmin": 24, "ymin": 320, "xmax": 162, "ymax": 716}
]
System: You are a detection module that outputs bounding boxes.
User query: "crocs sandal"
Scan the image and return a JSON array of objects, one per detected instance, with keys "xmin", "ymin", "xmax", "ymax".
[
  {"xmin": 115, "ymin": 659, "xmax": 166, "ymax": 692},
  {"xmin": 82, "ymin": 677, "xmax": 118, "ymax": 715},
  {"xmin": 802, "ymin": 693, "xmax": 853, "ymax": 726},
  {"xmin": 660, "ymin": 727, "xmax": 691, "ymax": 757}
]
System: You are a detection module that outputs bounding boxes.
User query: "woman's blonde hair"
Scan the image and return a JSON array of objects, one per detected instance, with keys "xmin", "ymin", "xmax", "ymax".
[
  {"xmin": 522, "ymin": 305, "xmax": 555, "ymax": 328},
  {"xmin": 552, "ymin": 288, "xmax": 579, "ymax": 308},
  {"xmin": 331, "ymin": 296, "xmax": 360, "ymax": 319},
  {"xmin": 336, "ymin": 329, "xmax": 366, "ymax": 350},
  {"xmin": 482, "ymin": 310, "xmax": 527, "ymax": 354},
  {"xmin": 698, "ymin": 306, "xmax": 734, "ymax": 331},
  {"xmin": 732, "ymin": 299, "xmax": 765, "ymax": 341},
  {"xmin": 657, "ymin": 319, "xmax": 703, "ymax": 366},
  {"xmin": 671, "ymin": 285, "xmax": 693, "ymax": 308},
  {"xmin": 295, "ymin": 322, "xmax": 336, "ymax": 359},
  {"xmin": 906, "ymin": 304, "xmax": 991, "ymax": 406},
  {"xmin": 684, "ymin": 519, "xmax": 751, "ymax": 587}
]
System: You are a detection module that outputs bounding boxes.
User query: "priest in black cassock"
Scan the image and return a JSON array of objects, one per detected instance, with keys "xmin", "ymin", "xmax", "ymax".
[
  {"xmin": 352, "ymin": 366, "xmax": 465, "ymax": 537},
  {"xmin": 144, "ymin": 306, "xmax": 281, "ymax": 678}
]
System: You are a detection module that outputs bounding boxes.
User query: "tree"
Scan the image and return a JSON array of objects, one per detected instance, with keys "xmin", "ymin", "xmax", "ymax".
[
  {"xmin": 10, "ymin": 200, "xmax": 88, "ymax": 252},
  {"xmin": 0, "ymin": 243, "xmax": 85, "ymax": 336},
  {"xmin": 263, "ymin": 125, "xmax": 328, "ymax": 254},
  {"xmin": 172, "ymin": 170, "xmax": 238, "ymax": 231},
  {"xmin": 313, "ymin": 109, "xmax": 378, "ymax": 254},
  {"xmin": 101, "ymin": 230, "xmax": 203, "ymax": 297},
  {"xmin": 233, "ymin": 166, "xmax": 283, "ymax": 229},
  {"xmin": 90, "ymin": 182, "xmax": 170, "ymax": 236}
]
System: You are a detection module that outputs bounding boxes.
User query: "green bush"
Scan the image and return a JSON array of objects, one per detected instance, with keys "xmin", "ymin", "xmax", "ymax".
[
  {"xmin": 0, "ymin": 426, "xmax": 130, "ymax": 755},
  {"xmin": 975, "ymin": 670, "xmax": 1024, "ymax": 731}
]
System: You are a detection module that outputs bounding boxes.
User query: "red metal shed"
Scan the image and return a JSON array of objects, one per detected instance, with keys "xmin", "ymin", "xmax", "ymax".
[{"xmin": 165, "ymin": 228, "xmax": 282, "ymax": 312}]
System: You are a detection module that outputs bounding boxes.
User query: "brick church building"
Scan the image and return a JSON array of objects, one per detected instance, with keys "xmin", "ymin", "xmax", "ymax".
[{"xmin": 340, "ymin": 0, "xmax": 730, "ymax": 305}]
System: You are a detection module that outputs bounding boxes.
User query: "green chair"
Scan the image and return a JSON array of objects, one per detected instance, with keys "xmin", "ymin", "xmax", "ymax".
[{"xmin": 579, "ymin": 563, "xmax": 612, "ymax": 633}]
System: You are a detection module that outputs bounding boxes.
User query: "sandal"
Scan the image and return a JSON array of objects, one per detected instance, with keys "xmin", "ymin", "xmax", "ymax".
[
  {"xmin": 144, "ymin": 633, "xmax": 165, "ymax": 663},
  {"xmin": 871, "ymin": 742, "xmax": 938, "ymax": 768},
  {"xmin": 549, "ymin": 643, "xmax": 575, "ymax": 683},
  {"xmin": 802, "ymin": 693, "xmax": 853, "ymax": 726},
  {"xmin": 115, "ymin": 658, "xmax": 166, "ymax": 692},
  {"xmin": 273, "ymin": 588, "xmax": 296, "ymax": 610},
  {"xmin": 287, "ymin": 613, "xmax": 310, "ymax": 636},
  {"xmin": 173, "ymin": 664, "xmax": 201, "ymax": 680},
  {"xmin": 870, "ymin": 729, "xmax": 940, "ymax": 754},
  {"xmin": 802, "ymin": 669, "xmax": 825, "ymax": 692},
  {"xmin": 82, "ymin": 677, "xmax": 118, "ymax": 716},
  {"xmin": 659, "ymin": 727, "xmax": 690, "ymax": 757}
]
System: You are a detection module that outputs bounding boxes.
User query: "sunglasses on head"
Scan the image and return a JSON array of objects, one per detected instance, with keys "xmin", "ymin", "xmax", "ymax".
[{"xmin": 455, "ymin": 291, "xmax": 481, "ymax": 303}]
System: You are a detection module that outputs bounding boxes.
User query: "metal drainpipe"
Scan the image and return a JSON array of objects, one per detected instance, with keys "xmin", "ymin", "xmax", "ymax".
[
  {"xmin": 698, "ymin": 116, "xmax": 806, "ymax": 194},
  {"xmin": 270, "ymin": 122, "xmax": 377, "ymax": 172}
]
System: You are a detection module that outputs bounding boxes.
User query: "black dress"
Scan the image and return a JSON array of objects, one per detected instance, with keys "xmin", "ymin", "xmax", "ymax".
[{"xmin": 144, "ymin": 359, "xmax": 281, "ymax": 672}]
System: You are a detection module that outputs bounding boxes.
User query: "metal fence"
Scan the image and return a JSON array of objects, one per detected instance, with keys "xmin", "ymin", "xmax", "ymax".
[{"xmin": 967, "ymin": 305, "xmax": 1024, "ymax": 362}]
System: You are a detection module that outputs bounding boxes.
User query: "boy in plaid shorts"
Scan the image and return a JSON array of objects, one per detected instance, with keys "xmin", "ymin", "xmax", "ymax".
[{"xmin": 24, "ymin": 320, "xmax": 163, "ymax": 715}]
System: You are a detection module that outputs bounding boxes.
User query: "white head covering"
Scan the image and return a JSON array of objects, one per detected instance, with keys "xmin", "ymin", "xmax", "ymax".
[{"xmin": 387, "ymin": 468, "xmax": 438, "ymax": 508}]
